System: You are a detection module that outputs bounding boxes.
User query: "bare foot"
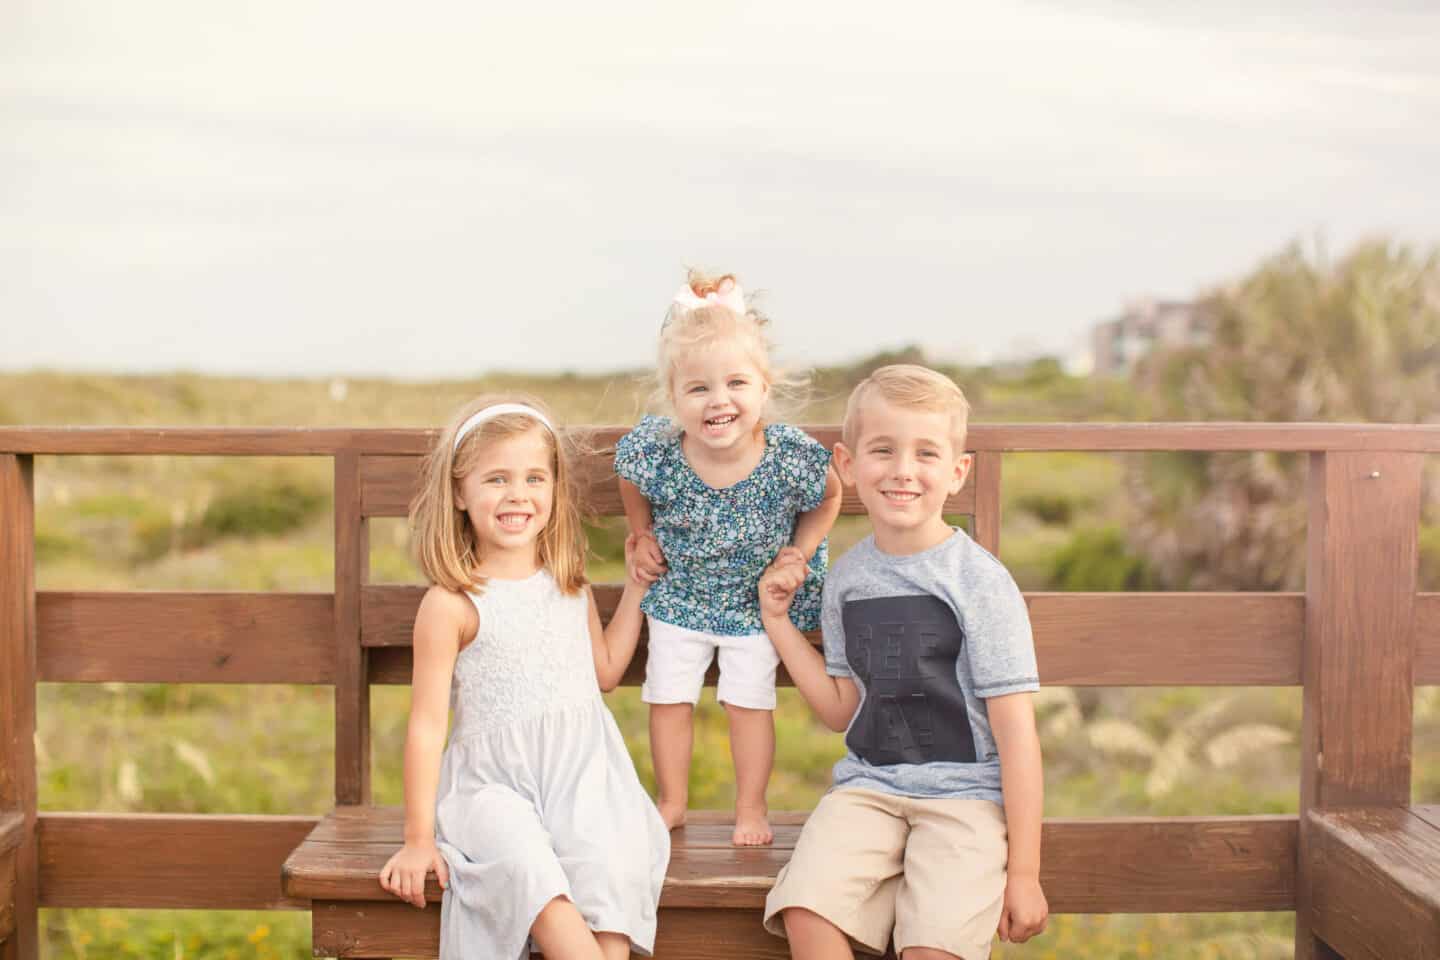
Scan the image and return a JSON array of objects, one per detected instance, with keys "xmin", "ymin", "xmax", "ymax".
[
  {"xmin": 732, "ymin": 804, "xmax": 773, "ymax": 846},
  {"xmin": 657, "ymin": 799, "xmax": 687, "ymax": 831}
]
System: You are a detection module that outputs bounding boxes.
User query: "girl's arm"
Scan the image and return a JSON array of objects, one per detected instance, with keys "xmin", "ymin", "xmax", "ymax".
[
  {"xmin": 618, "ymin": 478, "xmax": 667, "ymax": 582},
  {"xmin": 589, "ymin": 535, "xmax": 648, "ymax": 691},
  {"xmin": 787, "ymin": 465, "xmax": 843, "ymax": 563},
  {"xmin": 758, "ymin": 563, "xmax": 859, "ymax": 732},
  {"xmin": 988, "ymin": 691, "xmax": 1049, "ymax": 943},
  {"xmin": 378, "ymin": 586, "xmax": 469, "ymax": 908}
]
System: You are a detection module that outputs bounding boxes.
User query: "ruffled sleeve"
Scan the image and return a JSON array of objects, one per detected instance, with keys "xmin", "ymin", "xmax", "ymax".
[
  {"xmin": 771, "ymin": 424, "xmax": 833, "ymax": 512},
  {"xmin": 613, "ymin": 415, "xmax": 675, "ymax": 499}
]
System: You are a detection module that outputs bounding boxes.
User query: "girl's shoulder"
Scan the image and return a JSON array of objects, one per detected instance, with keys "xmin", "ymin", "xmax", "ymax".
[
  {"xmin": 622, "ymin": 414, "xmax": 679, "ymax": 447},
  {"xmin": 615, "ymin": 415, "xmax": 682, "ymax": 488},
  {"xmin": 415, "ymin": 584, "xmax": 480, "ymax": 650},
  {"xmin": 763, "ymin": 422, "xmax": 831, "ymax": 466}
]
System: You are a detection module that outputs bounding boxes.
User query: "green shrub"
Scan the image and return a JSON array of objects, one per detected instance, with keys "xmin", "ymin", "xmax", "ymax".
[
  {"xmin": 1049, "ymin": 525, "xmax": 1158, "ymax": 591},
  {"xmin": 35, "ymin": 526, "xmax": 90, "ymax": 564},
  {"xmin": 196, "ymin": 480, "xmax": 327, "ymax": 541},
  {"xmin": 1014, "ymin": 491, "xmax": 1075, "ymax": 526}
]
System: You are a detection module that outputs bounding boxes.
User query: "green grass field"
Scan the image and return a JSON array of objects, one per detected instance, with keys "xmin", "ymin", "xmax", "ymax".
[{"xmin": 6, "ymin": 368, "xmax": 1436, "ymax": 959}]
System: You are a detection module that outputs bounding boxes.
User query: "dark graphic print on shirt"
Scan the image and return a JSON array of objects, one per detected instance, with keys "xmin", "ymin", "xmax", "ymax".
[{"xmin": 842, "ymin": 594, "xmax": 976, "ymax": 766}]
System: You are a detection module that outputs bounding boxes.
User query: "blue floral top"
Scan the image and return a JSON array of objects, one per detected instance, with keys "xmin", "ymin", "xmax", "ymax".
[{"xmin": 614, "ymin": 415, "xmax": 831, "ymax": 635}]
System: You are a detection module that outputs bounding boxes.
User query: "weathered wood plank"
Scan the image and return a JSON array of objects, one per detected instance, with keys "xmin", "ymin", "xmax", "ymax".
[
  {"xmin": 365, "ymin": 587, "xmax": 1305, "ymax": 687},
  {"xmin": 285, "ymin": 811, "xmax": 1296, "ymax": 913},
  {"xmin": 334, "ymin": 452, "xmax": 370, "ymax": 805},
  {"xmin": 36, "ymin": 592, "xmax": 334, "ymax": 684},
  {"xmin": 1307, "ymin": 808, "xmax": 1440, "ymax": 960},
  {"xmin": 0, "ymin": 846, "xmax": 15, "ymax": 948},
  {"xmin": 1297, "ymin": 451, "xmax": 1423, "ymax": 960},
  {"xmin": 1416, "ymin": 593, "xmax": 1439, "ymax": 685},
  {"xmin": 358, "ymin": 452, "xmax": 975, "ymax": 518},
  {"xmin": 6, "ymin": 423, "xmax": 1440, "ymax": 456},
  {"xmin": 970, "ymin": 450, "xmax": 1001, "ymax": 555},
  {"xmin": 1, "ymin": 455, "xmax": 37, "ymax": 960},
  {"xmin": 35, "ymin": 813, "xmax": 316, "ymax": 909},
  {"xmin": 312, "ymin": 901, "xmax": 795, "ymax": 959}
]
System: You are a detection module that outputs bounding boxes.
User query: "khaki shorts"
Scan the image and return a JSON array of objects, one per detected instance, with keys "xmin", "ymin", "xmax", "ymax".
[{"xmin": 763, "ymin": 788, "xmax": 1008, "ymax": 959}]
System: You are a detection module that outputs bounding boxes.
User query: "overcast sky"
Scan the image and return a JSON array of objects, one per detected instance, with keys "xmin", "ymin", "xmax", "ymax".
[{"xmin": 3, "ymin": 1, "xmax": 1438, "ymax": 378}]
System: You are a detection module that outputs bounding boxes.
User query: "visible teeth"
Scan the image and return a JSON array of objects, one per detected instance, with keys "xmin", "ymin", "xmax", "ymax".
[
  {"xmin": 884, "ymin": 492, "xmax": 919, "ymax": 501},
  {"xmin": 497, "ymin": 514, "xmax": 529, "ymax": 529},
  {"xmin": 707, "ymin": 415, "xmax": 736, "ymax": 426}
]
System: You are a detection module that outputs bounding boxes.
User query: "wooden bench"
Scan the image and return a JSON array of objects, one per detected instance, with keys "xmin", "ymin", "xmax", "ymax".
[
  {"xmin": 3, "ymin": 426, "xmax": 1439, "ymax": 960},
  {"xmin": 1306, "ymin": 805, "xmax": 1440, "ymax": 960}
]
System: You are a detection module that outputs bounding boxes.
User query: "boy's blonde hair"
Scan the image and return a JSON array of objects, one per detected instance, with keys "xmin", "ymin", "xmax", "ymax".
[
  {"xmin": 842, "ymin": 364, "xmax": 972, "ymax": 450},
  {"xmin": 410, "ymin": 395, "xmax": 587, "ymax": 595},
  {"xmin": 650, "ymin": 268, "xmax": 807, "ymax": 420}
]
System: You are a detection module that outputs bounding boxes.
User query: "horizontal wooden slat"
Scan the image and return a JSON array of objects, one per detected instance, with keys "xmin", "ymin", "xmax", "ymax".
[
  {"xmin": 1308, "ymin": 807, "xmax": 1440, "ymax": 960},
  {"xmin": 365, "ymin": 586, "xmax": 1305, "ymax": 686},
  {"xmin": 5, "ymin": 423, "xmax": 1440, "ymax": 455},
  {"xmin": 37, "ymin": 592, "xmax": 334, "ymax": 684},
  {"xmin": 287, "ymin": 809, "xmax": 1295, "ymax": 912},
  {"xmin": 1030, "ymin": 592, "xmax": 1304, "ymax": 686},
  {"xmin": 37, "ymin": 813, "xmax": 318, "ymax": 909},
  {"xmin": 1417, "ymin": 594, "xmax": 1439, "ymax": 685},
  {"xmin": 358, "ymin": 450, "xmax": 975, "ymax": 518},
  {"xmin": 313, "ymin": 902, "xmax": 795, "ymax": 959}
]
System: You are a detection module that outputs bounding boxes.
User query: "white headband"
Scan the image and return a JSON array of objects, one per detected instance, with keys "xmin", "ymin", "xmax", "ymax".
[
  {"xmin": 453, "ymin": 403, "xmax": 555, "ymax": 451},
  {"xmin": 670, "ymin": 280, "xmax": 746, "ymax": 318}
]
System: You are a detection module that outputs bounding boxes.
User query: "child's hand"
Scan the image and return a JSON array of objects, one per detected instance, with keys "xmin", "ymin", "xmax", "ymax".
[
  {"xmin": 773, "ymin": 545, "xmax": 808, "ymax": 568},
  {"xmin": 379, "ymin": 841, "xmax": 449, "ymax": 909},
  {"xmin": 759, "ymin": 560, "xmax": 806, "ymax": 622},
  {"xmin": 997, "ymin": 874, "xmax": 1048, "ymax": 943},
  {"xmin": 628, "ymin": 530, "xmax": 667, "ymax": 584}
]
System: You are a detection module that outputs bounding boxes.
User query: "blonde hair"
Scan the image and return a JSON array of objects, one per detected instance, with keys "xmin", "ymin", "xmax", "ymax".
[
  {"xmin": 842, "ymin": 364, "xmax": 972, "ymax": 449},
  {"xmin": 410, "ymin": 395, "xmax": 588, "ymax": 595},
  {"xmin": 650, "ymin": 268, "xmax": 808, "ymax": 420}
]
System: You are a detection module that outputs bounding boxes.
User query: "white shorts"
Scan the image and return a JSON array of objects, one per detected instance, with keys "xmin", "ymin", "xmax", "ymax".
[{"xmin": 642, "ymin": 617, "xmax": 780, "ymax": 711}]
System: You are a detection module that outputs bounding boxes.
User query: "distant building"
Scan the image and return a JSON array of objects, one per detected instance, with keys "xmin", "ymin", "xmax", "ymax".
[{"xmin": 1091, "ymin": 298, "xmax": 1211, "ymax": 376}]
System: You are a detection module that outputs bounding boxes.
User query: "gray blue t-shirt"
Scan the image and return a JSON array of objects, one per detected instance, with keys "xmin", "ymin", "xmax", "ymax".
[{"xmin": 822, "ymin": 528, "xmax": 1039, "ymax": 804}]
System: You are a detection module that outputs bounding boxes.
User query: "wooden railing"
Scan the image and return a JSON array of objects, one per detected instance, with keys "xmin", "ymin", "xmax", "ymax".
[{"xmin": 2, "ymin": 424, "xmax": 1438, "ymax": 960}]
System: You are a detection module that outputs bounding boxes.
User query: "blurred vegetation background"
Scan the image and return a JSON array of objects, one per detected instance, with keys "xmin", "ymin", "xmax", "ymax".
[{"xmin": 7, "ymin": 238, "xmax": 1439, "ymax": 959}]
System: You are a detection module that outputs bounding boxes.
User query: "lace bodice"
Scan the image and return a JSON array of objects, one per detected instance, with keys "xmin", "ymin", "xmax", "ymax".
[{"xmin": 451, "ymin": 571, "xmax": 597, "ymax": 736}]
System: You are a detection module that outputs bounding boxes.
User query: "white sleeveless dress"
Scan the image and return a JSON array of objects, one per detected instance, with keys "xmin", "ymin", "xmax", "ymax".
[{"xmin": 433, "ymin": 570, "xmax": 670, "ymax": 959}]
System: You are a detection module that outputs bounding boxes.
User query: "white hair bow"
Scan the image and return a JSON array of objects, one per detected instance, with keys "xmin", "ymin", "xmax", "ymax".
[{"xmin": 671, "ymin": 280, "xmax": 746, "ymax": 317}]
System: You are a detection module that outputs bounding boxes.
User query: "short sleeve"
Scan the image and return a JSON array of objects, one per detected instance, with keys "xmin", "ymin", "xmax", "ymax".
[
  {"xmin": 773, "ymin": 425, "xmax": 832, "ymax": 512},
  {"xmin": 961, "ymin": 564, "xmax": 1039, "ymax": 699},
  {"xmin": 820, "ymin": 578, "xmax": 851, "ymax": 677},
  {"xmin": 613, "ymin": 415, "xmax": 673, "ymax": 499}
]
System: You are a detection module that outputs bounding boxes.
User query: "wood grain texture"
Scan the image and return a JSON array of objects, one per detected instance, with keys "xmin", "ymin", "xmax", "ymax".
[
  {"xmin": 364, "ymin": 586, "xmax": 1305, "ymax": 687},
  {"xmin": 970, "ymin": 450, "xmax": 1001, "ymax": 555},
  {"xmin": 357, "ymin": 451, "xmax": 975, "ymax": 518},
  {"xmin": 1417, "ymin": 594, "xmax": 1439, "ymax": 685},
  {"xmin": 6, "ymin": 423, "xmax": 1440, "ymax": 456},
  {"xmin": 0, "ymin": 846, "xmax": 15, "ymax": 947},
  {"xmin": 36, "ymin": 592, "xmax": 334, "ymax": 684},
  {"xmin": 285, "ymin": 807, "xmax": 1295, "ymax": 913},
  {"xmin": 334, "ymin": 452, "xmax": 370, "ymax": 805},
  {"xmin": 1307, "ymin": 808, "xmax": 1440, "ymax": 960},
  {"xmin": 35, "ymin": 814, "xmax": 316, "ymax": 909},
  {"xmin": 1297, "ymin": 451, "xmax": 1423, "ymax": 960},
  {"xmin": 0, "ymin": 456, "xmax": 37, "ymax": 960}
]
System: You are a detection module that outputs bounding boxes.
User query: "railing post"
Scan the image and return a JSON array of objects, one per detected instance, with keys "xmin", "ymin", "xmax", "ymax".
[
  {"xmin": 1, "ymin": 455, "xmax": 37, "ymax": 960},
  {"xmin": 1295, "ymin": 450, "xmax": 1421, "ymax": 959},
  {"xmin": 971, "ymin": 450, "xmax": 1002, "ymax": 556},
  {"xmin": 334, "ymin": 451, "xmax": 371, "ymax": 804}
]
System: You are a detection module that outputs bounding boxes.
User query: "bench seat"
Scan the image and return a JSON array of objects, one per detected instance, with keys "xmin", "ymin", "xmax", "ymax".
[{"xmin": 1307, "ymin": 805, "xmax": 1440, "ymax": 960}]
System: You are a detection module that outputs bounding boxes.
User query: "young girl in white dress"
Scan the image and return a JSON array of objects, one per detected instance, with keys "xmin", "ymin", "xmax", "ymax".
[{"xmin": 380, "ymin": 396, "xmax": 670, "ymax": 960}]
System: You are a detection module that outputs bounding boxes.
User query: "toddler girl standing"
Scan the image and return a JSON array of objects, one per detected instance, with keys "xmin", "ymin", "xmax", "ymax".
[
  {"xmin": 615, "ymin": 272, "xmax": 842, "ymax": 846},
  {"xmin": 380, "ymin": 397, "xmax": 669, "ymax": 960}
]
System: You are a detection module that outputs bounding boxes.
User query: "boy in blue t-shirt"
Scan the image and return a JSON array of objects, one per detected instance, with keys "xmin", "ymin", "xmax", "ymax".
[{"xmin": 759, "ymin": 364, "xmax": 1048, "ymax": 959}]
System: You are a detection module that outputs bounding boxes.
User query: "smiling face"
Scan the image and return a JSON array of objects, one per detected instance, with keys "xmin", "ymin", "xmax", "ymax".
[
  {"xmin": 669, "ymin": 340, "xmax": 769, "ymax": 455},
  {"xmin": 454, "ymin": 426, "xmax": 555, "ymax": 565},
  {"xmin": 835, "ymin": 396, "xmax": 972, "ymax": 554}
]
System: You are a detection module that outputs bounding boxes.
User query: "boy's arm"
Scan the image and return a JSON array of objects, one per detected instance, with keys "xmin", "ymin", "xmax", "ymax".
[
  {"xmin": 789, "ymin": 465, "xmax": 843, "ymax": 562},
  {"xmin": 988, "ymin": 691, "xmax": 1049, "ymax": 942},
  {"xmin": 758, "ymin": 564, "xmax": 859, "ymax": 732}
]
